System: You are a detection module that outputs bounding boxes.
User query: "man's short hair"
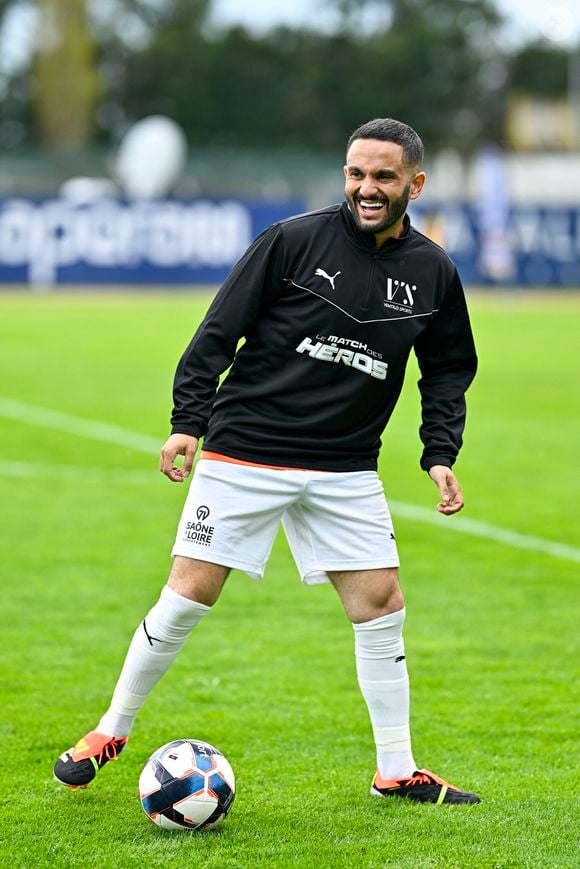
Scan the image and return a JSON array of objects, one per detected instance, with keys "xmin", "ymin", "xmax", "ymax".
[{"xmin": 346, "ymin": 118, "xmax": 424, "ymax": 169}]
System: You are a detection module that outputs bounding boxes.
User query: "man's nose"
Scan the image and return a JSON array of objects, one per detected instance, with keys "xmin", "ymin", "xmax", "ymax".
[{"xmin": 359, "ymin": 178, "xmax": 380, "ymax": 198}]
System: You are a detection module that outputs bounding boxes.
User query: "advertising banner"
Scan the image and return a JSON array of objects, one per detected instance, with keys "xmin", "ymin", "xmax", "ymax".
[
  {"xmin": 0, "ymin": 197, "xmax": 579, "ymax": 286},
  {"xmin": 410, "ymin": 204, "xmax": 580, "ymax": 286},
  {"xmin": 0, "ymin": 198, "xmax": 304, "ymax": 286}
]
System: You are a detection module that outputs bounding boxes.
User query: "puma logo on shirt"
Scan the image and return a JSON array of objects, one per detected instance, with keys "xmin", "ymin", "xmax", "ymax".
[{"xmin": 315, "ymin": 267, "xmax": 341, "ymax": 289}]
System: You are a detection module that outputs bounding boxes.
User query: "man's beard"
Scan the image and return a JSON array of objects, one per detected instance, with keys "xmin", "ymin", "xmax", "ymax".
[{"xmin": 348, "ymin": 182, "xmax": 411, "ymax": 235}]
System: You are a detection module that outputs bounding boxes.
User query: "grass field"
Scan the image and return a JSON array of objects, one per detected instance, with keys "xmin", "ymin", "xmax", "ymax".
[{"xmin": 0, "ymin": 291, "xmax": 579, "ymax": 868}]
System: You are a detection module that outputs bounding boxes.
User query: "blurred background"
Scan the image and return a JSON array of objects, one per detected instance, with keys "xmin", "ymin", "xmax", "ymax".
[{"xmin": 0, "ymin": 0, "xmax": 579, "ymax": 287}]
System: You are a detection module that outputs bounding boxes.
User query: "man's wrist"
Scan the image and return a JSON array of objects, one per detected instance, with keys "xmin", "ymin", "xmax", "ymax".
[
  {"xmin": 421, "ymin": 455, "xmax": 453, "ymax": 473},
  {"xmin": 170, "ymin": 426, "xmax": 204, "ymax": 439}
]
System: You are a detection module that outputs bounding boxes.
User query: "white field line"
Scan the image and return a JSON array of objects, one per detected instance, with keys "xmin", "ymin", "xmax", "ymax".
[
  {"xmin": 389, "ymin": 500, "xmax": 580, "ymax": 564},
  {"xmin": 1, "ymin": 397, "xmax": 579, "ymax": 564},
  {"xmin": 0, "ymin": 397, "xmax": 159, "ymax": 454},
  {"xmin": 0, "ymin": 461, "xmax": 156, "ymax": 485}
]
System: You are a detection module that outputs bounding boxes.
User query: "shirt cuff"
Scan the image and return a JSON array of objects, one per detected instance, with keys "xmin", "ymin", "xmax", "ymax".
[
  {"xmin": 170, "ymin": 425, "xmax": 206, "ymax": 439},
  {"xmin": 420, "ymin": 454, "xmax": 454, "ymax": 472}
]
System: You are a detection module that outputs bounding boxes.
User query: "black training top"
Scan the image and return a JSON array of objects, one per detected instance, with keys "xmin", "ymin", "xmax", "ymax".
[{"xmin": 171, "ymin": 203, "xmax": 477, "ymax": 472}]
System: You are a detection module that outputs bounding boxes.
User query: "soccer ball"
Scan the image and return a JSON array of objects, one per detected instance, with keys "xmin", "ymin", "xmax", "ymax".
[{"xmin": 139, "ymin": 739, "xmax": 235, "ymax": 831}]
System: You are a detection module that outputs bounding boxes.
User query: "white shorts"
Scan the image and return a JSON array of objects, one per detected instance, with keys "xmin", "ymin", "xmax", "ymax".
[{"xmin": 171, "ymin": 458, "xmax": 399, "ymax": 585}]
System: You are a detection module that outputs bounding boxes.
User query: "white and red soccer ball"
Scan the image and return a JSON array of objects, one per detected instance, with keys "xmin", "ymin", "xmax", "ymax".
[{"xmin": 139, "ymin": 739, "xmax": 235, "ymax": 831}]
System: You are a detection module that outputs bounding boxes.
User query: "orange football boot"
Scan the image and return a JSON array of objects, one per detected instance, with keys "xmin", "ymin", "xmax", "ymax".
[{"xmin": 54, "ymin": 730, "xmax": 127, "ymax": 789}]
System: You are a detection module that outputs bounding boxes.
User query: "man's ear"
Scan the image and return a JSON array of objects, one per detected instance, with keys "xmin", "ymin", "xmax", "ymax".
[{"xmin": 409, "ymin": 171, "xmax": 426, "ymax": 201}]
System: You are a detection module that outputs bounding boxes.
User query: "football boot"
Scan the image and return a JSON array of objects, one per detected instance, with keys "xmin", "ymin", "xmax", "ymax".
[
  {"xmin": 371, "ymin": 768, "xmax": 481, "ymax": 804},
  {"xmin": 54, "ymin": 730, "xmax": 127, "ymax": 789}
]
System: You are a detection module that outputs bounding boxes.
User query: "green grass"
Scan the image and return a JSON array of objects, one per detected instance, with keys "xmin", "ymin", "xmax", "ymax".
[{"xmin": 0, "ymin": 291, "xmax": 579, "ymax": 868}]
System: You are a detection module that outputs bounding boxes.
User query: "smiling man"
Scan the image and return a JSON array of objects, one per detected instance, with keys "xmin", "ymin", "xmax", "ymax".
[{"xmin": 55, "ymin": 118, "xmax": 480, "ymax": 806}]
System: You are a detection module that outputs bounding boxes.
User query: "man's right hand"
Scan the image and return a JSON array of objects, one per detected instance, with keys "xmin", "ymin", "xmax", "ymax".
[{"xmin": 159, "ymin": 433, "xmax": 199, "ymax": 482}]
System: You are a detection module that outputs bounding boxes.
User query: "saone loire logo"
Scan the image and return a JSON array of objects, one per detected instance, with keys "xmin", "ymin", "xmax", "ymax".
[{"xmin": 185, "ymin": 506, "xmax": 214, "ymax": 546}]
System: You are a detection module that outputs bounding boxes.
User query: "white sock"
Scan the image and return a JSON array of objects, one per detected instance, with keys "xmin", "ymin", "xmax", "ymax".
[
  {"xmin": 353, "ymin": 608, "xmax": 416, "ymax": 779},
  {"xmin": 97, "ymin": 585, "xmax": 210, "ymax": 738}
]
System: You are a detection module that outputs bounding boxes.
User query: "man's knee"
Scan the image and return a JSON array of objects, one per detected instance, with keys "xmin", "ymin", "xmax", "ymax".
[
  {"xmin": 354, "ymin": 567, "xmax": 404, "ymax": 622},
  {"xmin": 374, "ymin": 567, "xmax": 404, "ymax": 614},
  {"xmin": 329, "ymin": 567, "xmax": 404, "ymax": 624},
  {"xmin": 167, "ymin": 556, "xmax": 230, "ymax": 606}
]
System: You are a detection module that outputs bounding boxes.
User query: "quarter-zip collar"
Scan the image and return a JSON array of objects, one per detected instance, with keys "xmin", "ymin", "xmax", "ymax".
[{"xmin": 340, "ymin": 201, "xmax": 411, "ymax": 255}]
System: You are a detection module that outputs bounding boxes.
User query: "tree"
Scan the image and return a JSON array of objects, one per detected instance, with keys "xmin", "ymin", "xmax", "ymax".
[
  {"xmin": 34, "ymin": 0, "xmax": 98, "ymax": 148},
  {"xmin": 0, "ymin": 0, "xmax": 210, "ymax": 148},
  {"xmin": 112, "ymin": 0, "xmax": 507, "ymax": 151},
  {"xmin": 95, "ymin": 0, "xmax": 211, "ymax": 141},
  {"xmin": 0, "ymin": 0, "xmax": 575, "ymax": 154},
  {"xmin": 510, "ymin": 41, "xmax": 570, "ymax": 97}
]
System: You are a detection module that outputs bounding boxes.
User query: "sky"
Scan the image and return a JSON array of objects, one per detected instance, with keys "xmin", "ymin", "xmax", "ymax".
[{"xmin": 209, "ymin": 0, "xmax": 580, "ymax": 45}]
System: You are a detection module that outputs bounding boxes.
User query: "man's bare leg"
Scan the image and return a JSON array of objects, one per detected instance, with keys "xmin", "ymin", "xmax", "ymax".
[
  {"xmin": 168, "ymin": 555, "xmax": 230, "ymax": 604},
  {"xmin": 328, "ymin": 567, "xmax": 403, "ymax": 623}
]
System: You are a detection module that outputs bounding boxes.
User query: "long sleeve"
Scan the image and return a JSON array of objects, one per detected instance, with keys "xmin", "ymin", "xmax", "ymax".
[
  {"xmin": 171, "ymin": 225, "xmax": 286, "ymax": 437},
  {"xmin": 413, "ymin": 270, "xmax": 477, "ymax": 471}
]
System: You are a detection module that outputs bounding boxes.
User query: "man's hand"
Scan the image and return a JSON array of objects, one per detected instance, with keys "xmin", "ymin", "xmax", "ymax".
[
  {"xmin": 428, "ymin": 465, "xmax": 464, "ymax": 515},
  {"xmin": 160, "ymin": 433, "xmax": 199, "ymax": 482}
]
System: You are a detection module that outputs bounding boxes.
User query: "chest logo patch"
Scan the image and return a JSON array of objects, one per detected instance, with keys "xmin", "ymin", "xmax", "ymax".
[
  {"xmin": 315, "ymin": 267, "xmax": 341, "ymax": 290},
  {"xmin": 383, "ymin": 277, "xmax": 421, "ymax": 315},
  {"xmin": 386, "ymin": 277, "xmax": 417, "ymax": 307}
]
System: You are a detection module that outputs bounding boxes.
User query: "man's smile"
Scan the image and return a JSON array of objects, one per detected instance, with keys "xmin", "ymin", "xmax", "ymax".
[{"xmin": 355, "ymin": 197, "xmax": 388, "ymax": 220}]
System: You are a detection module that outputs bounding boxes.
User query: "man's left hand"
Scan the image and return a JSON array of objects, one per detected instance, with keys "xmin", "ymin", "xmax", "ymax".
[{"xmin": 428, "ymin": 465, "xmax": 464, "ymax": 515}]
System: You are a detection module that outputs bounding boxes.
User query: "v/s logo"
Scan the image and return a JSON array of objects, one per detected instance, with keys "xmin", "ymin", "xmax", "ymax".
[
  {"xmin": 196, "ymin": 505, "xmax": 210, "ymax": 521},
  {"xmin": 315, "ymin": 267, "xmax": 341, "ymax": 290},
  {"xmin": 386, "ymin": 277, "xmax": 417, "ymax": 306}
]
